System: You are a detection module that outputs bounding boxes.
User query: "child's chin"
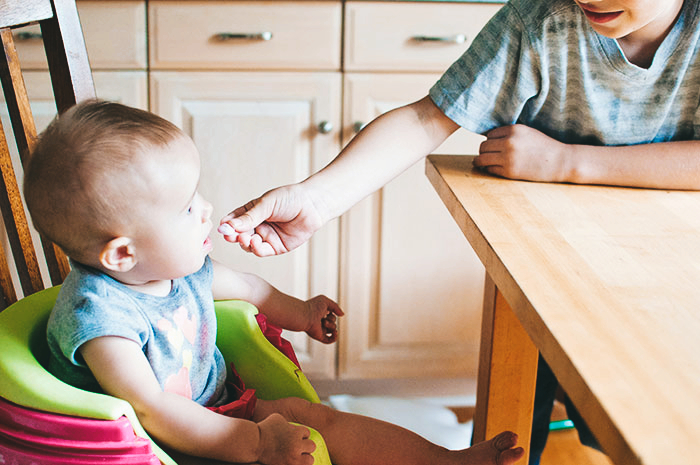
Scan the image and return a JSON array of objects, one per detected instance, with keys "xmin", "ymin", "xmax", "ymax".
[{"xmin": 203, "ymin": 236, "xmax": 214, "ymax": 254}]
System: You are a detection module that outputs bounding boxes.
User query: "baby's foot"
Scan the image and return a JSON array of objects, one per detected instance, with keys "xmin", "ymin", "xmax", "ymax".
[{"xmin": 464, "ymin": 431, "xmax": 524, "ymax": 465}]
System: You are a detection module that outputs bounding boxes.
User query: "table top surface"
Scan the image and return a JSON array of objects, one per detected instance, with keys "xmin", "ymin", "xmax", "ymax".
[{"xmin": 426, "ymin": 155, "xmax": 700, "ymax": 465}]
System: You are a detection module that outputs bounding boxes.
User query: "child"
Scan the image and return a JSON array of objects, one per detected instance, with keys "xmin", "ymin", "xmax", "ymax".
[
  {"xmin": 218, "ymin": 0, "xmax": 700, "ymax": 463},
  {"xmin": 23, "ymin": 100, "xmax": 524, "ymax": 465}
]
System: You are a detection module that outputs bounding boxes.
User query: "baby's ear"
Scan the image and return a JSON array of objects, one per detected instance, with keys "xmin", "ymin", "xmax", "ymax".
[{"xmin": 99, "ymin": 237, "xmax": 137, "ymax": 272}]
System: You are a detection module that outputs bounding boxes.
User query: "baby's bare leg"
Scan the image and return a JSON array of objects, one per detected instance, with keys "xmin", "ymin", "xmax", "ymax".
[{"xmin": 254, "ymin": 398, "xmax": 524, "ymax": 465}]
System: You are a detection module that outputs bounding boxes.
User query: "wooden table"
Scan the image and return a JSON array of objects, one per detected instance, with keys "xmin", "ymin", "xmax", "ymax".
[{"xmin": 425, "ymin": 155, "xmax": 700, "ymax": 465}]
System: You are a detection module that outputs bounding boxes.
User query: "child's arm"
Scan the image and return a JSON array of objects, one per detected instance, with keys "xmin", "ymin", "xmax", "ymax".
[
  {"xmin": 211, "ymin": 259, "xmax": 343, "ymax": 343},
  {"xmin": 474, "ymin": 124, "xmax": 700, "ymax": 190},
  {"xmin": 219, "ymin": 95, "xmax": 459, "ymax": 257},
  {"xmin": 80, "ymin": 336, "xmax": 316, "ymax": 464}
]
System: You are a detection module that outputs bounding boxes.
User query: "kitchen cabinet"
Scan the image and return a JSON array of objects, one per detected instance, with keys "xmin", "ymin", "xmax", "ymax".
[
  {"xmin": 6, "ymin": 0, "xmax": 504, "ymax": 385},
  {"xmin": 339, "ymin": 2, "xmax": 501, "ymax": 379}
]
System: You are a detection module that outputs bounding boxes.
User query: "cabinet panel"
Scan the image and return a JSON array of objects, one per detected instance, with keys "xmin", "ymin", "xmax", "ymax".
[
  {"xmin": 339, "ymin": 73, "xmax": 485, "ymax": 379},
  {"xmin": 149, "ymin": 1, "xmax": 341, "ymax": 70},
  {"xmin": 12, "ymin": 1, "xmax": 147, "ymax": 70},
  {"xmin": 150, "ymin": 71, "xmax": 341, "ymax": 379},
  {"xmin": 344, "ymin": 1, "xmax": 502, "ymax": 72}
]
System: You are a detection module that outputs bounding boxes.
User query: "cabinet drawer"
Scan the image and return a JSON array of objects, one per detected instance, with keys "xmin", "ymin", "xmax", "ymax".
[
  {"xmin": 12, "ymin": 1, "xmax": 147, "ymax": 70},
  {"xmin": 344, "ymin": 1, "xmax": 502, "ymax": 72},
  {"xmin": 149, "ymin": 1, "xmax": 341, "ymax": 71}
]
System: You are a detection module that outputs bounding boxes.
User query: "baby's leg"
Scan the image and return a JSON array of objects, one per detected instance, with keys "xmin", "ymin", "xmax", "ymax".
[{"xmin": 254, "ymin": 398, "xmax": 524, "ymax": 465}]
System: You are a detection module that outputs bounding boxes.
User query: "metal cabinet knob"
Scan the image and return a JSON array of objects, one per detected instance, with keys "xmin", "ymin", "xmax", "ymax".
[{"xmin": 318, "ymin": 121, "xmax": 334, "ymax": 134}]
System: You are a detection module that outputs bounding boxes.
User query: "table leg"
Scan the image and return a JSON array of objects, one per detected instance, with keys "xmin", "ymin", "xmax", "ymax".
[{"xmin": 472, "ymin": 274, "xmax": 539, "ymax": 463}]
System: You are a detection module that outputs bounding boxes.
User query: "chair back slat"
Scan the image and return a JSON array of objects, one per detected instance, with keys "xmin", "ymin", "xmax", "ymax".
[
  {"xmin": 0, "ymin": 28, "xmax": 71, "ymax": 287},
  {"xmin": 0, "ymin": 121, "xmax": 43, "ymax": 304},
  {"xmin": 0, "ymin": 0, "xmax": 95, "ymax": 309},
  {"xmin": 0, "ymin": 0, "xmax": 52, "ymax": 29},
  {"xmin": 0, "ymin": 237, "xmax": 16, "ymax": 306},
  {"xmin": 41, "ymin": 0, "xmax": 95, "ymax": 112},
  {"xmin": 0, "ymin": 28, "xmax": 39, "ymax": 164}
]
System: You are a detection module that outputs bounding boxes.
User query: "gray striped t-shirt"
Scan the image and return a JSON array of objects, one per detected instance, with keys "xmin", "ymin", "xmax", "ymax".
[{"xmin": 430, "ymin": 0, "xmax": 700, "ymax": 146}]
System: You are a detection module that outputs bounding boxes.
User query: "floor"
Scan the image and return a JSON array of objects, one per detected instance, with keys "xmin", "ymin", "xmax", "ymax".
[{"xmin": 539, "ymin": 402, "xmax": 613, "ymax": 465}]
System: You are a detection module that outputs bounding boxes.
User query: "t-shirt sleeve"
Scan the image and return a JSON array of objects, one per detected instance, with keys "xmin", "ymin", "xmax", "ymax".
[
  {"xmin": 50, "ymin": 294, "xmax": 149, "ymax": 367},
  {"xmin": 47, "ymin": 272, "xmax": 150, "ymax": 390},
  {"xmin": 429, "ymin": 3, "xmax": 541, "ymax": 135}
]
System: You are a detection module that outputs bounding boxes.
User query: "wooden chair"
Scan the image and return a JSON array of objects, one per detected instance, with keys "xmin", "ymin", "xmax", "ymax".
[{"xmin": 0, "ymin": 0, "xmax": 95, "ymax": 310}]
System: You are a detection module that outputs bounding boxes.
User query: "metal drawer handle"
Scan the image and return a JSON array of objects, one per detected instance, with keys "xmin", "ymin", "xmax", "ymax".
[
  {"xmin": 410, "ymin": 34, "xmax": 467, "ymax": 44},
  {"xmin": 15, "ymin": 31, "xmax": 43, "ymax": 41},
  {"xmin": 214, "ymin": 32, "xmax": 273, "ymax": 42}
]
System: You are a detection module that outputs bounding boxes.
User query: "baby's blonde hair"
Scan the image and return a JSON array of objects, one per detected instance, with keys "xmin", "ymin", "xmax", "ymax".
[{"xmin": 24, "ymin": 100, "xmax": 185, "ymax": 263}]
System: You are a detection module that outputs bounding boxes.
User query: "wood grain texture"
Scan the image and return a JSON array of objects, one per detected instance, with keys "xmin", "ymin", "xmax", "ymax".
[
  {"xmin": 473, "ymin": 276, "xmax": 537, "ymax": 464},
  {"xmin": 42, "ymin": 0, "xmax": 96, "ymax": 113},
  {"xmin": 0, "ymin": 0, "xmax": 52, "ymax": 29},
  {"xmin": 426, "ymin": 155, "xmax": 700, "ymax": 465}
]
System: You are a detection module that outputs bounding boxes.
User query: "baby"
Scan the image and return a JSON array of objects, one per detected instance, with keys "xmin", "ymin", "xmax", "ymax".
[{"xmin": 24, "ymin": 100, "xmax": 523, "ymax": 465}]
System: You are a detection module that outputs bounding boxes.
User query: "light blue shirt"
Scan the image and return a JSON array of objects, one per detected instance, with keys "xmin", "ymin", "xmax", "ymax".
[
  {"xmin": 429, "ymin": 0, "xmax": 700, "ymax": 145},
  {"xmin": 47, "ymin": 257, "xmax": 228, "ymax": 407}
]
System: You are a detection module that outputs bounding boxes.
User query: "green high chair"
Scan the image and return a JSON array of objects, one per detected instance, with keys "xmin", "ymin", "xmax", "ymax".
[{"xmin": 0, "ymin": 286, "xmax": 332, "ymax": 464}]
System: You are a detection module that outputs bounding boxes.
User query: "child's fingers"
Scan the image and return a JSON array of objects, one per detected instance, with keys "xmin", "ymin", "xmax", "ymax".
[
  {"xmin": 323, "ymin": 320, "xmax": 337, "ymax": 334},
  {"xmin": 326, "ymin": 299, "xmax": 345, "ymax": 316},
  {"xmin": 293, "ymin": 424, "xmax": 317, "ymax": 456}
]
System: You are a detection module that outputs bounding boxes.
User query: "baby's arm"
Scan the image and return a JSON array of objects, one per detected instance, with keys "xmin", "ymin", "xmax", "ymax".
[
  {"xmin": 80, "ymin": 336, "xmax": 315, "ymax": 464},
  {"xmin": 211, "ymin": 259, "xmax": 343, "ymax": 343},
  {"xmin": 474, "ymin": 124, "xmax": 700, "ymax": 190}
]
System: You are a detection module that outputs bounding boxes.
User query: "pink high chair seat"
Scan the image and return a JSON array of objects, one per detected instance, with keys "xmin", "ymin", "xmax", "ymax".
[{"xmin": 0, "ymin": 396, "xmax": 158, "ymax": 464}]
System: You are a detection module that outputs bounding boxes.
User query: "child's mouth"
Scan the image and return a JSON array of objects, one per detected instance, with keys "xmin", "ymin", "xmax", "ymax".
[
  {"xmin": 203, "ymin": 236, "xmax": 213, "ymax": 251},
  {"xmin": 581, "ymin": 7, "xmax": 623, "ymax": 24}
]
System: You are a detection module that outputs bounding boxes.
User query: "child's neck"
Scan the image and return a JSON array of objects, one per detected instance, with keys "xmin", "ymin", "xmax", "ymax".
[
  {"xmin": 618, "ymin": 39, "xmax": 660, "ymax": 68},
  {"xmin": 617, "ymin": 0, "xmax": 684, "ymax": 69},
  {"xmin": 123, "ymin": 278, "xmax": 173, "ymax": 297}
]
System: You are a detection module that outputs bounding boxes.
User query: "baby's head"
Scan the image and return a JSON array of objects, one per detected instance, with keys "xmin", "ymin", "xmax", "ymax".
[{"xmin": 25, "ymin": 100, "xmax": 213, "ymax": 280}]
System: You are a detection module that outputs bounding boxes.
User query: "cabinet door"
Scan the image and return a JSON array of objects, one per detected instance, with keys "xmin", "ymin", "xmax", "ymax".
[
  {"xmin": 150, "ymin": 71, "xmax": 341, "ymax": 379},
  {"xmin": 339, "ymin": 73, "xmax": 486, "ymax": 379}
]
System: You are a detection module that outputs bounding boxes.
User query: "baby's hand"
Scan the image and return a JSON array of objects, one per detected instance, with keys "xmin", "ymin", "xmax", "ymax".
[
  {"xmin": 257, "ymin": 413, "xmax": 315, "ymax": 465},
  {"xmin": 305, "ymin": 295, "xmax": 344, "ymax": 344}
]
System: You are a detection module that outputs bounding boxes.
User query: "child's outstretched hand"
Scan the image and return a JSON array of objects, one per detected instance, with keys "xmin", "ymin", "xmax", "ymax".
[
  {"xmin": 257, "ymin": 413, "xmax": 316, "ymax": 465},
  {"xmin": 304, "ymin": 295, "xmax": 344, "ymax": 344}
]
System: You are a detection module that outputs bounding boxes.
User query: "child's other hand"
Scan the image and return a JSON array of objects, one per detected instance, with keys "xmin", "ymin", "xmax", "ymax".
[
  {"xmin": 304, "ymin": 295, "xmax": 344, "ymax": 344},
  {"xmin": 257, "ymin": 413, "xmax": 316, "ymax": 465},
  {"xmin": 474, "ymin": 124, "xmax": 569, "ymax": 183}
]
